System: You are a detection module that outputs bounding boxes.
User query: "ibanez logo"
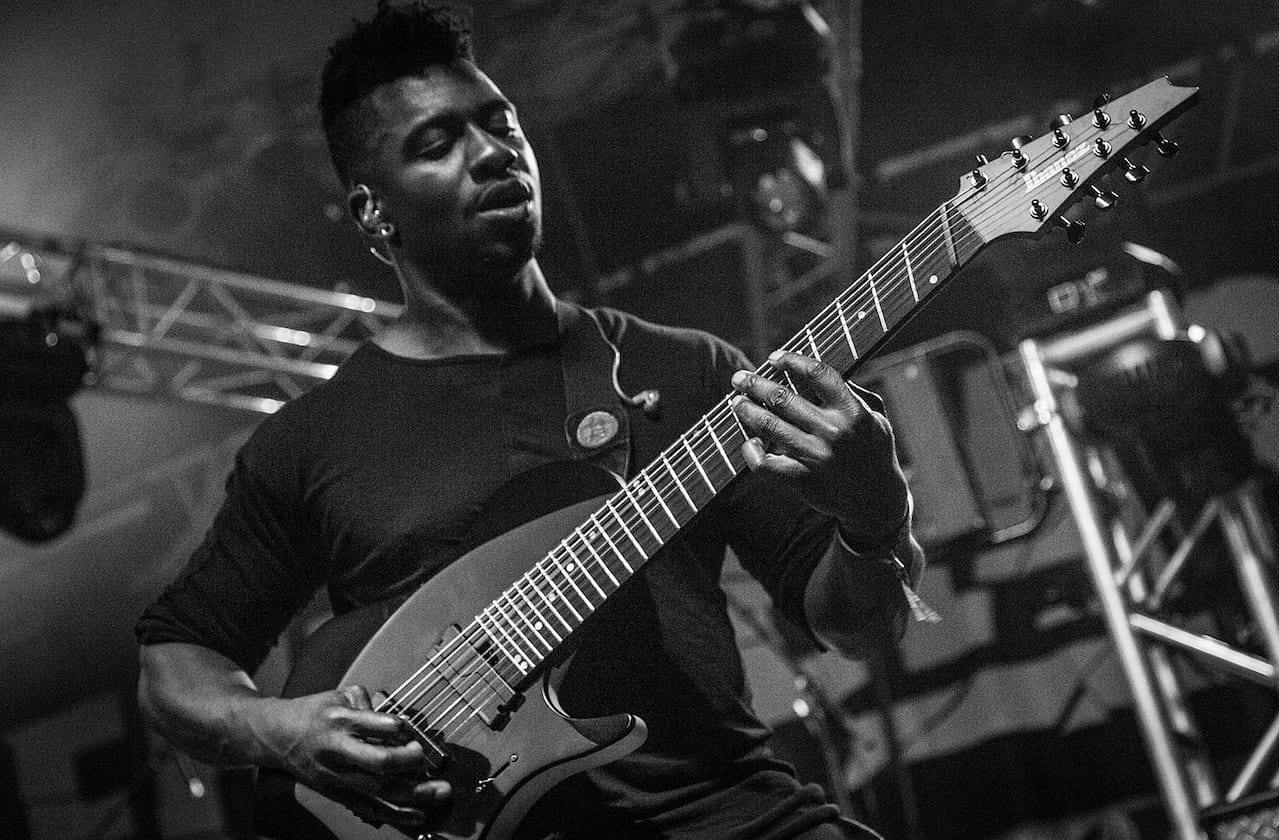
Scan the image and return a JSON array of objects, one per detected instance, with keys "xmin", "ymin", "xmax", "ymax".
[{"xmin": 1022, "ymin": 144, "xmax": 1091, "ymax": 191}]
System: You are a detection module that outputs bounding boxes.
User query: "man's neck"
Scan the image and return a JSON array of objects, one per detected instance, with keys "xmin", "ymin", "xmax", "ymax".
[{"xmin": 375, "ymin": 260, "xmax": 559, "ymax": 360}]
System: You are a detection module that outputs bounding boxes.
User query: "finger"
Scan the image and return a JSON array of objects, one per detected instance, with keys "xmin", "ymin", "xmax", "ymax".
[
  {"xmin": 337, "ymin": 737, "xmax": 430, "ymax": 776},
  {"xmin": 767, "ymin": 350, "xmax": 860, "ymax": 413},
  {"xmin": 346, "ymin": 708, "xmax": 417, "ymax": 744},
  {"xmin": 380, "ymin": 777, "xmax": 453, "ymax": 806},
  {"xmin": 740, "ymin": 436, "xmax": 765, "ymax": 470},
  {"xmin": 731, "ymin": 394, "xmax": 827, "ymax": 464},
  {"xmin": 340, "ymin": 684, "xmax": 374, "ymax": 710},
  {"xmin": 731, "ymin": 369, "xmax": 841, "ymax": 440},
  {"xmin": 330, "ymin": 789, "xmax": 433, "ymax": 832}
]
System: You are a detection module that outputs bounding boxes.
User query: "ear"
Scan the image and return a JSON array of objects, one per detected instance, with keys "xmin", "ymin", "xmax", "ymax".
[{"xmin": 346, "ymin": 183, "xmax": 380, "ymax": 234}]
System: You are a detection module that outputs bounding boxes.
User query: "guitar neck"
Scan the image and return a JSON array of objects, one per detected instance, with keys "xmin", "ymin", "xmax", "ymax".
[{"xmin": 469, "ymin": 201, "xmax": 983, "ymax": 680}]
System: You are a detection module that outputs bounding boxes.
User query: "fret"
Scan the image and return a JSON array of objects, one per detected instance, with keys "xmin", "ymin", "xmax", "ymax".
[
  {"xmin": 622, "ymin": 482, "xmax": 662, "ymax": 543},
  {"xmin": 682, "ymin": 437, "xmax": 715, "ymax": 492},
  {"xmin": 529, "ymin": 566, "xmax": 575, "ymax": 632},
  {"xmin": 939, "ymin": 202, "xmax": 958, "ymax": 266},
  {"xmin": 575, "ymin": 534, "xmax": 619, "ymax": 589},
  {"xmin": 477, "ymin": 609, "xmax": 529, "ymax": 675},
  {"xmin": 511, "ymin": 582, "xmax": 557, "ymax": 646},
  {"xmin": 911, "ymin": 213, "xmax": 958, "ymax": 297},
  {"xmin": 727, "ymin": 398, "xmax": 750, "ymax": 442},
  {"xmin": 582, "ymin": 524, "xmax": 628, "ymax": 586},
  {"xmin": 604, "ymin": 498, "xmax": 649, "ymax": 560},
  {"xmin": 483, "ymin": 602, "xmax": 535, "ymax": 667},
  {"xmin": 564, "ymin": 541, "xmax": 611, "ymax": 596},
  {"xmin": 660, "ymin": 451, "xmax": 698, "ymax": 514},
  {"xmin": 835, "ymin": 298, "xmax": 857, "ymax": 358},
  {"xmin": 805, "ymin": 325, "xmax": 821, "ymax": 361},
  {"xmin": 947, "ymin": 202, "xmax": 982, "ymax": 267},
  {"xmin": 641, "ymin": 470, "xmax": 680, "ymax": 529},
  {"xmin": 590, "ymin": 511, "xmax": 633, "ymax": 570},
  {"xmin": 903, "ymin": 244, "xmax": 920, "ymax": 301},
  {"xmin": 549, "ymin": 549, "xmax": 595, "ymax": 613},
  {"xmin": 704, "ymin": 416, "xmax": 735, "ymax": 472},
  {"xmin": 497, "ymin": 593, "xmax": 546, "ymax": 657},
  {"xmin": 868, "ymin": 271, "xmax": 887, "ymax": 332}
]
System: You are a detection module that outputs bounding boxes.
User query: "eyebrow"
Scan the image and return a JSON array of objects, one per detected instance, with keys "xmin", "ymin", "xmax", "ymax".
[{"xmin": 399, "ymin": 98, "xmax": 517, "ymax": 159}]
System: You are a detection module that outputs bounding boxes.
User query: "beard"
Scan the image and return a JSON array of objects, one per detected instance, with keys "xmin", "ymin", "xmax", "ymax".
[{"xmin": 443, "ymin": 212, "xmax": 543, "ymax": 286}]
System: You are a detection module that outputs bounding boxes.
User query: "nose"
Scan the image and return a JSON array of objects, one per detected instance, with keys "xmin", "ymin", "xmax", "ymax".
[{"xmin": 466, "ymin": 124, "xmax": 518, "ymax": 179}]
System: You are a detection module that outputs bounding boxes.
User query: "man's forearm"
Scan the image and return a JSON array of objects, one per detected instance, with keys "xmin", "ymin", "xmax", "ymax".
[
  {"xmin": 138, "ymin": 642, "xmax": 282, "ymax": 768},
  {"xmin": 802, "ymin": 526, "xmax": 926, "ymax": 658}
]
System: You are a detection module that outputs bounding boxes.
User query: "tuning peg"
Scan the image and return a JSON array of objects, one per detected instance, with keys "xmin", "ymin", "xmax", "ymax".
[
  {"xmin": 1093, "ymin": 93, "xmax": 1112, "ymax": 108},
  {"xmin": 1154, "ymin": 132, "xmax": 1179, "ymax": 157},
  {"xmin": 1127, "ymin": 109, "xmax": 1147, "ymax": 129},
  {"xmin": 968, "ymin": 168, "xmax": 988, "ymax": 190},
  {"xmin": 1089, "ymin": 185, "xmax": 1119, "ymax": 210},
  {"xmin": 975, "ymin": 154, "xmax": 990, "ymax": 165},
  {"xmin": 1052, "ymin": 127, "xmax": 1070, "ymax": 148},
  {"xmin": 1008, "ymin": 147, "xmax": 1029, "ymax": 170},
  {"xmin": 1092, "ymin": 107, "xmax": 1111, "ymax": 129},
  {"xmin": 1056, "ymin": 216, "xmax": 1086, "ymax": 244},
  {"xmin": 1122, "ymin": 157, "xmax": 1149, "ymax": 183},
  {"xmin": 1029, "ymin": 199, "xmax": 1048, "ymax": 220},
  {"xmin": 1093, "ymin": 137, "xmax": 1113, "ymax": 158},
  {"xmin": 1010, "ymin": 135, "xmax": 1034, "ymax": 150},
  {"xmin": 1050, "ymin": 113, "xmax": 1074, "ymax": 129}
]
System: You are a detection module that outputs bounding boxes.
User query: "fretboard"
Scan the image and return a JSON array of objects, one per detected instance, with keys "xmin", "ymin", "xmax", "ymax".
[{"xmin": 471, "ymin": 200, "xmax": 982, "ymax": 682}]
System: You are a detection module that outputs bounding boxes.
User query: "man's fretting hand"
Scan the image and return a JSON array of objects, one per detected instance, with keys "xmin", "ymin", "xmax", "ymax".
[
  {"xmin": 729, "ymin": 350, "xmax": 909, "ymax": 545},
  {"xmin": 257, "ymin": 685, "xmax": 452, "ymax": 832}
]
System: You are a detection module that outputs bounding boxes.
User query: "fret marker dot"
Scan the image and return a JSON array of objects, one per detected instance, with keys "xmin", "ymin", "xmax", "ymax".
[
  {"xmin": 857, "ymin": 311, "xmax": 865, "ymax": 319},
  {"xmin": 565, "ymin": 562, "xmax": 576, "ymax": 571},
  {"xmin": 929, "ymin": 275, "xmax": 939, "ymax": 284},
  {"xmin": 534, "ymin": 621, "xmax": 543, "ymax": 630}
]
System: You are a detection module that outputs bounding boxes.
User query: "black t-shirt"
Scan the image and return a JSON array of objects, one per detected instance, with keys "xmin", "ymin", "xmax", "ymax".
[{"xmin": 136, "ymin": 305, "xmax": 895, "ymax": 839}]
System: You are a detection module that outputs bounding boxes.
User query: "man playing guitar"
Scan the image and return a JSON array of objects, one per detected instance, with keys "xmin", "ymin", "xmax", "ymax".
[{"xmin": 135, "ymin": 4, "xmax": 923, "ymax": 838}]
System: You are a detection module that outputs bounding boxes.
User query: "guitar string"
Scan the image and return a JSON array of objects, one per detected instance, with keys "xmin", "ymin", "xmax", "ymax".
[{"xmin": 380, "ymin": 113, "xmax": 1151, "ymax": 743}]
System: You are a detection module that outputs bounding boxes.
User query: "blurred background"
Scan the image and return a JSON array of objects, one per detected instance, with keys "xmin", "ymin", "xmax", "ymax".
[{"xmin": 2, "ymin": 1, "xmax": 1279, "ymax": 838}]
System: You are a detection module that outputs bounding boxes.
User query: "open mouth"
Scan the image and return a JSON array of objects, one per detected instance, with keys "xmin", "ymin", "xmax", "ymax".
[{"xmin": 475, "ymin": 179, "xmax": 532, "ymax": 214}]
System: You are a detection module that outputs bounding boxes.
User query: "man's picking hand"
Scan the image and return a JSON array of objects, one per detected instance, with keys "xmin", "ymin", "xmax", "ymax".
[{"xmin": 256, "ymin": 685, "xmax": 451, "ymax": 832}]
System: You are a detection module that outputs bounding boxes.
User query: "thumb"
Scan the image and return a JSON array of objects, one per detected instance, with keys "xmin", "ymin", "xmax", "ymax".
[{"xmin": 340, "ymin": 684, "xmax": 374, "ymax": 711}]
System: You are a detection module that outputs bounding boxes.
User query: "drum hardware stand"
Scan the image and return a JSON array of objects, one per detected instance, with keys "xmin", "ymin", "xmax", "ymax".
[{"xmin": 1016, "ymin": 290, "xmax": 1279, "ymax": 840}]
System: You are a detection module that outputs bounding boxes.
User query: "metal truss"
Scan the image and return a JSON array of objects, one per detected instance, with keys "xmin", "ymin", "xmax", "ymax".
[
  {"xmin": 1018, "ymin": 291, "xmax": 1279, "ymax": 839},
  {"xmin": 0, "ymin": 229, "xmax": 401, "ymax": 414}
]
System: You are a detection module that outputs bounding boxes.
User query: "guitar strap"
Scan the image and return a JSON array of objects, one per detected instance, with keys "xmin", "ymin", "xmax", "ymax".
[{"xmin": 555, "ymin": 301, "xmax": 632, "ymax": 483}]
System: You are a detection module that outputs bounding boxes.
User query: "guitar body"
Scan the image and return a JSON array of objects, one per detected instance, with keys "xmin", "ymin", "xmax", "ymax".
[{"xmin": 257, "ymin": 461, "xmax": 648, "ymax": 840}]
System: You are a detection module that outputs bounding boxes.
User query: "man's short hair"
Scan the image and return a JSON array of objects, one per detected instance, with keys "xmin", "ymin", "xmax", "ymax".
[{"xmin": 320, "ymin": 1, "xmax": 473, "ymax": 184}]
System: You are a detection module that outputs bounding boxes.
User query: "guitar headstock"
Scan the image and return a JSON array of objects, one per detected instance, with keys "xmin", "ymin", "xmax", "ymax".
[{"xmin": 954, "ymin": 76, "xmax": 1199, "ymax": 245}]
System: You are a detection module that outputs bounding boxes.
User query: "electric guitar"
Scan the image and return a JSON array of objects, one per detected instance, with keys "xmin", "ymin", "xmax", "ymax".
[{"xmin": 256, "ymin": 77, "xmax": 1199, "ymax": 840}]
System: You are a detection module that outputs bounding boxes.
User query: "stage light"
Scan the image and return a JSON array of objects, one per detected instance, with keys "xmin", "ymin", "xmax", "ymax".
[
  {"xmin": 0, "ymin": 302, "xmax": 96, "ymax": 542},
  {"xmin": 1074, "ymin": 331, "xmax": 1254, "ymax": 511},
  {"xmin": 725, "ymin": 121, "xmax": 828, "ymax": 234}
]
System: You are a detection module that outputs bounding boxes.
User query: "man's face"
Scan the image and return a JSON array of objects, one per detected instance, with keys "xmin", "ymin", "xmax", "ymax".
[{"xmin": 353, "ymin": 61, "xmax": 542, "ymax": 290}]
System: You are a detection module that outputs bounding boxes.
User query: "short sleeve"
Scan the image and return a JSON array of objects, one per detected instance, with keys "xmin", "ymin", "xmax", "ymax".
[{"xmin": 134, "ymin": 428, "xmax": 322, "ymax": 673}]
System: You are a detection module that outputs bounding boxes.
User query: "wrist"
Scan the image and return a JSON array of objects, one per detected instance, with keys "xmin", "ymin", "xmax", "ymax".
[
  {"xmin": 836, "ymin": 493, "xmax": 912, "ymax": 558},
  {"xmin": 229, "ymin": 694, "xmax": 291, "ymax": 769}
]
